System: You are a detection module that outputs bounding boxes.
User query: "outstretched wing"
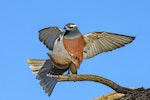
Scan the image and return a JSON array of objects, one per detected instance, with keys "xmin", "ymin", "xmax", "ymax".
[
  {"xmin": 83, "ymin": 32, "xmax": 135, "ymax": 59},
  {"xmin": 39, "ymin": 27, "xmax": 64, "ymax": 50}
]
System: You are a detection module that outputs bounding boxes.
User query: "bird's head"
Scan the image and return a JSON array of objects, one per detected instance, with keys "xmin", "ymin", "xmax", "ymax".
[
  {"xmin": 64, "ymin": 23, "xmax": 77, "ymax": 32},
  {"xmin": 63, "ymin": 23, "xmax": 81, "ymax": 39}
]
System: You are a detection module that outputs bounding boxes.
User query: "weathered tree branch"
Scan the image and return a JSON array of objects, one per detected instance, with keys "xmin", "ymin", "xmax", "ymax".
[
  {"xmin": 28, "ymin": 57, "xmax": 150, "ymax": 99},
  {"xmin": 47, "ymin": 74, "xmax": 134, "ymax": 94},
  {"xmin": 47, "ymin": 74, "xmax": 150, "ymax": 99}
]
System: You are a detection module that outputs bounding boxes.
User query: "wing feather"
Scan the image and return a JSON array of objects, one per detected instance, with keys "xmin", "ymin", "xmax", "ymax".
[
  {"xmin": 39, "ymin": 27, "xmax": 64, "ymax": 50},
  {"xmin": 100, "ymin": 39, "xmax": 113, "ymax": 51},
  {"xmin": 83, "ymin": 32, "xmax": 135, "ymax": 59}
]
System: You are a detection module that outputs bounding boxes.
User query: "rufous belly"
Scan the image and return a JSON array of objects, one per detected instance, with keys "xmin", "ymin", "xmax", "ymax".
[{"xmin": 63, "ymin": 36, "xmax": 84, "ymax": 68}]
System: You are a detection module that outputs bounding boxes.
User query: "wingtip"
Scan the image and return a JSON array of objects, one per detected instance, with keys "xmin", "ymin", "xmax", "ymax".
[
  {"xmin": 129, "ymin": 36, "xmax": 136, "ymax": 43},
  {"xmin": 132, "ymin": 36, "xmax": 136, "ymax": 40},
  {"xmin": 38, "ymin": 27, "xmax": 50, "ymax": 33}
]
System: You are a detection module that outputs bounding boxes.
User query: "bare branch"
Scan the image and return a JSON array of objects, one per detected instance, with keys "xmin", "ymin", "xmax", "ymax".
[{"xmin": 47, "ymin": 74, "xmax": 134, "ymax": 94}]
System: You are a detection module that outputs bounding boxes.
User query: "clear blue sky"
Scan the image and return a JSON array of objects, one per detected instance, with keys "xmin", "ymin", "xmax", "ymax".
[{"xmin": 0, "ymin": 0, "xmax": 150, "ymax": 100}]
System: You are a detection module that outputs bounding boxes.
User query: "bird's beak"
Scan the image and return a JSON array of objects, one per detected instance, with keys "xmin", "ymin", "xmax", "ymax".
[{"xmin": 64, "ymin": 26, "xmax": 70, "ymax": 31}]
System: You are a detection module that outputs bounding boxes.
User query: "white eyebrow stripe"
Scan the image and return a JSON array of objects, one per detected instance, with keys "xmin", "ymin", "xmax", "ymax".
[{"xmin": 70, "ymin": 24, "xmax": 76, "ymax": 27}]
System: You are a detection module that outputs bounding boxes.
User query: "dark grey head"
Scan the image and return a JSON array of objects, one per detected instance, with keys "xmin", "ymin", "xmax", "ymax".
[{"xmin": 64, "ymin": 23, "xmax": 81, "ymax": 39}]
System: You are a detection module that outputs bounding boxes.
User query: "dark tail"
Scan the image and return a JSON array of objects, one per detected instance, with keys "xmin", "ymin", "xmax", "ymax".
[
  {"xmin": 27, "ymin": 59, "xmax": 68, "ymax": 96},
  {"xmin": 39, "ymin": 77, "xmax": 57, "ymax": 96}
]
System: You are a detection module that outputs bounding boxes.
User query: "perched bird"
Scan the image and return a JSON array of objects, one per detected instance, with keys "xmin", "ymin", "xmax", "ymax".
[{"xmin": 27, "ymin": 23, "xmax": 135, "ymax": 96}]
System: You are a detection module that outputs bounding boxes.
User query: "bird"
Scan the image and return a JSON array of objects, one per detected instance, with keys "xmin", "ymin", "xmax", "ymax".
[{"xmin": 27, "ymin": 23, "xmax": 135, "ymax": 96}]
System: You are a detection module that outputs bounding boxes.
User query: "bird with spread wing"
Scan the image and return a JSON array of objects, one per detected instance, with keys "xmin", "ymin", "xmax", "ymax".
[{"xmin": 27, "ymin": 23, "xmax": 135, "ymax": 96}]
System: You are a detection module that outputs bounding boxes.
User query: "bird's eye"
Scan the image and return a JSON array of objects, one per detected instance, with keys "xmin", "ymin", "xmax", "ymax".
[{"xmin": 69, "ymin": 26, "xmax": 73, "ymax": 29}]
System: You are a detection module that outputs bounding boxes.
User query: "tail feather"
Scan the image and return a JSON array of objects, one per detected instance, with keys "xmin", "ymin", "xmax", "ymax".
[
  {"xmin": 40, "ymin": 78, "xmax": 49, "ymax": 86},
  {"xmin": 27, "ymin": 59, "xmax": 68, "ymax": 96},
  {"xmin": 37, "ymin": 60, "xmax": 53, "ymax": 75},
  {"xmin": 27, "ymin": 59, "xmax": 46, "ymax": 74},
  {"xmin": 40, "ymin": 77, "xmax": 57, "ymax": 96},
  {"xmin": 45, "ymin": 78, "xmax": 57, "ymax": 96}
]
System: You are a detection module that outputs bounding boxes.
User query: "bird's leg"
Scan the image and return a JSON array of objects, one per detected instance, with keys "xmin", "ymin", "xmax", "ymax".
[
  {"xmin": 68, "ymin": 63, "xmax": 77, "ymax": 82},
  {"xmin": 69, "ymin": 63, "xmax": 77, "ymax": 74},
  {"xmin": 65, "ymin": 63, "xmax": 72, "ymax": 80},
  {"xmin": 66, "ymin": 68, "xmax": 72, "ymax": 81},
  {"xmin": 68, "ymin": 53, "xmax": 78, "ymax": 74},
  {"xmin": 65, "ymin": 63, "xmax": 77, "ymax": 81}
]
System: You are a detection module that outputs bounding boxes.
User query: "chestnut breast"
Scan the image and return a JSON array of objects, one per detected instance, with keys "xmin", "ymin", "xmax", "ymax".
[{"xmin": 63, "ymin": 36, "xmax": 84, "ymax": 68}]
